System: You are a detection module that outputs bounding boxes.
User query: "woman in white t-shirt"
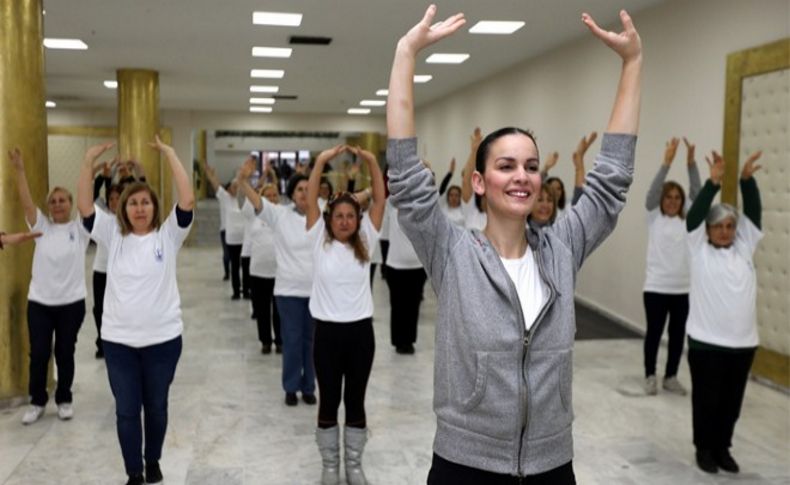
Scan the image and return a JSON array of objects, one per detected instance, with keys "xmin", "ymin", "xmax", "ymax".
[
  {"xmin": 92, "ymin": 183, "xmax": 124, "ymax": 359},
  {"xmin": 77, "ymin": 137, "xmax": 194, "ymax": 485},
  {"xmin": 8, "ymin": 148, "xmax": 91, "ymax": 426},
  {"xmin": 460, "ymin": 128, "xmax": 488, "ymax": 231},
  {"xmin": 641, "ymin": 137, "xmax": 700, "ymax": 396},
  {"xmin": 684, "ymin": 150, "xmax": 763, "ymax": 475},
  {"xmin": 528, "ymin": 185, "xmax": 558, "ymax": 228},
  {"xmin": 306, "ymin": 144, "xmax": 385, "ymax": 485}
]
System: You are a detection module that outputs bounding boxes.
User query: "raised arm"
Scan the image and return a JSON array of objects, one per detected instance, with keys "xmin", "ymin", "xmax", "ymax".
[
  {"xmin": 582, "ymin": 10, "xmax": 642, "ymax": 134},
  {"xmin": 683, "ymin": 137, "xmax": 702, "ymax": 201},
  {"xmin": 78, "ymin": 142, "xmax": 116, "ymax": 218},
  {"xmin": 540, "ymin": 151, "xmax": 559, "ymax": 178},
  {"xmin": 687, "ymin": 151, "xmax": 724, "ymax": 231},
  {"xmin": 201, "ymin": 160, "xmax": 221, "ymax": 193},
  {"xmin": 236, "ymin": 158, "xmax": 261, "ymax": 212},
  {"xmin": 645, "ymin": 137, "xmax": 678, "ymax": 210},
  {"xmin": 307, "ymin": 145, "xmax": 346, "ymax": 230},
  {"xmin": 739, "ymin": 150, "xmax": 763, "ymax": 229},
  {"xmin": 386, "ymin": 5, "xmax": 466, "ymax": 138},
  {"xmin": 0, "ymin": 230, "xmax": 42, "ymax": 248},
  {"xmin": 438, "ymin": 157, "xmax": 455, "ymax": 195},
  {"xmin": 573, "ymin": 131, "xmax": 597, "ymax": 188},
  {"xmin": 7, "ymin": 148, "xmax": 38, "ymax": 226},
  {"xmin": 461, "ymin": 128, "xmax": 482, "ymax": 203},
  {"xmin": 149, "ymin": 135, "xmax": 194, "ymax": 211},
  {"xmin": 352, "ymin": 146, "xmax": 386, "ymax": 230}
]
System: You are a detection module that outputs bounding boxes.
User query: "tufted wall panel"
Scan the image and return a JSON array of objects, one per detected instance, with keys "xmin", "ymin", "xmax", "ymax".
[
  {"xmin": 740, "ymin": 68, "xmax": 790, "ymax": 356},
  {"xmin": 47, "ymin": 135, "xmax": 118, "ymax": 205}
]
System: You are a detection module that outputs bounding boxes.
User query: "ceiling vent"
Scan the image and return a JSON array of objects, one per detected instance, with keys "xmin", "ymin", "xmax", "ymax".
[
  {"xmin": 289, "ymin": 36, "xmax": 332, "ymax": 45},
  {"xmin": 272, "ymin": 95, "xmax": 297, "ymax": 100}
]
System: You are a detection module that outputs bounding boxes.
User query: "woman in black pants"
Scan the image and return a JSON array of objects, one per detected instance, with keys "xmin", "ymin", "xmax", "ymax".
[{"xmin": 306, "ymin": 144, "xmax": 385, "ymax": 485}]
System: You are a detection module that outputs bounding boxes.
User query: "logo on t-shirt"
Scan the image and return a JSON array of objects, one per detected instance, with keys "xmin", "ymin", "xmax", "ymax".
[
  {"xmin": 154, "ymin": 247, "xmax": 164, "ymax": 262},
  {"xmin": 69, "ymin": 231, "xmax": 75, "ymax": 242}
]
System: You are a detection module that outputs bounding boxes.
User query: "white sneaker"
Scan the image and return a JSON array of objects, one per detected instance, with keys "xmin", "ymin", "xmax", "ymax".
[
  {"xmin": 644, "ymin": 375, "xmax": 658, "ymax": 396},
  {"xmin": 662, "ymin": 376, "xmax": 688, "ymax": 396},
  {"xmin": 22, "ymin": 405, "xmax": 45, "ymax": 425},
  {"xmin": 57, "ymin": 403, "xmax": 74, "ymax": 420}
]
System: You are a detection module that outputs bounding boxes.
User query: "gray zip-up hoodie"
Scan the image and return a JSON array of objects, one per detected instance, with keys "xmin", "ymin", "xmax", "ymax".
[{"xmin": 387, "ymin": 133, "xmax": 636, "ymax": 476}]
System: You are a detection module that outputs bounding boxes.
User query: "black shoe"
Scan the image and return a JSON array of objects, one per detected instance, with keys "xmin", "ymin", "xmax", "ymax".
[
  {"xmin": 125, "ymin": 474, "xmax": 144, "ymax": 485},
  {"xmin": 222, "ymin": 274, "xmax": 229, "ymax": 281},
  {"xmin": 695, "ymin": 449, "xmax": 718, "ymax": 474},
  {"xmin": 145, "ymin": 461, "xmax": 163, "ymax": 483},
  {"xmin": 95, "ymin": 349, "xmax": 104, "ymax": 359},
  {"xmin": 261, "ymin": 344, "xmax": 272, "ymax": 355},
  {"xmin": 285, "ymin": 392, "xmax": 298, "ymax": 406},
  {"xmin": 275, "ymin": 345, "xmax": 283, "ymax": 354},
  {"xmin": 302, "ymin": 393, "xmax": 317, "ymax": 405},
  {"xmin": 714, "ymin": 449, "xmax": 739, "ymax": 473},
  {"xmin": 231, "ymin": 294, "xmax": 241, "ymax": 300},
  {"xmin": 243, "ymin": 293, "xmax": 251, "ymax": 300},
  {"xmin": 395, "ymin": 344, "xmax": 415, "ymax": 355}
]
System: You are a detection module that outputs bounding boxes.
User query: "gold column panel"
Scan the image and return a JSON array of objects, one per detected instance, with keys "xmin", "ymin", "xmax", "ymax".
[
  {"xmin": 345, "ymin": 132, "xmax": 384, "ymax": 190},
  {"xmin": 117, "ymin": 69, "xmax": 160, "ymax": 199},
  {"xmin": 0, "ymin": 0, "xmax": 46, "ymax": 401},
  {"xmin": 195, "ymin": 130, "xmax": 208, "ymax": 200}
]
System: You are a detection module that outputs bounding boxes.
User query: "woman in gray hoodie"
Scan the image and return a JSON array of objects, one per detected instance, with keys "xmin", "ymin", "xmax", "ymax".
[{"xmin": 385, "ymin": 6, "xmax": 642, "ymax": 484}]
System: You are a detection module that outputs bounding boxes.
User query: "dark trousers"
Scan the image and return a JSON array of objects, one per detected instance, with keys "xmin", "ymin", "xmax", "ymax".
[
  {"xmin": 427, "ymin": 454, "xmax": 576, "ymax": 485},
  {"xmin": 220, "ymin": 230, "xmax": 229, "ymax": 277},
  {"xmin": 92, "ymin": 271, "xmax": 107, "ymax": 353},
  {"xmin": 241, "ymin": 256, "xmax": 251, "ymax": 298},
  {"xmin": 314, "ymin": 319, "xmax": 375, "ymax": 428},
  {"xmin": 250, "ymin": 276, "xmax": 281, "ymax": 346},
  {"xmin": 688, "ymin": 344, "xmax": 755, "ymax": 451},
  {"xmin": 227, "ymin": 244, "xmax": 242, "ymax": 297},
  {"xmin": 643, "ymin": 292, "xmax": 688, "ymax": 377},
  {"xmin": 385, "ymin": 267, "xmax": 427, "ymax": 347},
  {"xmin": 27, "ymin": 299, "xmax": 85, "ymax": 406},
  {"xmin": 103, "ymin": 336, "xmax": 182, "ymax": 476},
  {"xmin": 369, "ymin": 264, "xmax": 377, "ymax": 289},
  {"xmin": 275, "ymin": 296, "xmax": 315, "ymax": 394},
  {"xmin": 379, "ymin": 241, "xmax": 389, "ymax": 279}
]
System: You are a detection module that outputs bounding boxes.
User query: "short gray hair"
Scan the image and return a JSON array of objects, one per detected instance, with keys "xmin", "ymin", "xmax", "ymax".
[{"xmin": 706, "ymin": 203, "xmax": 738, "ymax": 226}]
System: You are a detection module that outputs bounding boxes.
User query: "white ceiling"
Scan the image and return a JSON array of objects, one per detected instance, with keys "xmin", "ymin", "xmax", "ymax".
[{"xmin": 43, "ymin": 0, "xmax": 665, "ymax": 115}]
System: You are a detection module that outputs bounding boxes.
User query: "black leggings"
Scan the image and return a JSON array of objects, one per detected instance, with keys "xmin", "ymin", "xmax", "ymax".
[
  {"xmin": 227, "ymin": 244, "xmax": 242, "ymax": 297},
  {"xmin": 313, "ymin": 318, "xmax": 375, "ymax": 428},
  {"xmin": 428, "ymin": 454, "xmax": 576, "ymax": 485},
  {"xmin": 250, "ymin": 276, "xmax": 281, "ymax": 346},
  {"xmin": 643, "ymin": 292, "xmax": 688, "ymax": 377},
  {"xmin": 385, "ymin": 267, "xmax": 427, "ymax": 347},
  {"xmin": 92, "ymin": 271, "xmax": 107, "ymax": 353},
  {"xmin": 241, "ymin": 256, "xmax": 251, "ymax": 297}
]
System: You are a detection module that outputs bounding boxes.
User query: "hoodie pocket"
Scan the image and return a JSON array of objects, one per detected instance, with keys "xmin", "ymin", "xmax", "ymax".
[{"xmin": 459, "ymin": 352, "xmax": 489, "ymax": 411}]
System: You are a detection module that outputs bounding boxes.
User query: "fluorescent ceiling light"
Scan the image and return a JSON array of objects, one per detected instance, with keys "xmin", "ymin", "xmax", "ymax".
[
  {"xmin": 45, "ymin": 101, "xmax": 56, "ymax": 108},
  {"xmin": 250, "ymin": 106, "xmax": 273, "ymax": 113},
  {"xmin": 252, "ymin": 47, "xmax": 293, "ymax": 58},
  {"xmin": 413, "ymin": 75, "xmax": 433, "ymax": 83},
  {"xmin": 253, "ymin": 11, "xmax": 303, "ymax": 27},
  {"xmin": 251, "ymin": 69, "xmax": 285, "ymax": 79},
  {"xmin": 426, "ymin": 53, "xmax": 470, "ymax": 64},
  {"xmin": 376, "ymin": 89, "xmax": 388, "ymax": 96},
  {"xmin": 360, "ymin": 100, "xmax": 386, "ymax": 107},
  {"xmin": 104, "ymin": 80, "xmax": 118, "ymax": 89},
  {"xmin": 469, "ymin": 21, "xmax": 525, "ymax": 35},
  {"xmin": 43, "ymin": 38, "xmax": 88, "ymax": 50},
  {"xmin": 250, "ymin": 97, "xmax": 276, "ymax": 105},
  {"xmin": 347, "ymin": 108, "xmax": 370, "ymax": 115},
  {"xmin": 250, "ymin": 85, "xmax": 279, "ymax": 93}
]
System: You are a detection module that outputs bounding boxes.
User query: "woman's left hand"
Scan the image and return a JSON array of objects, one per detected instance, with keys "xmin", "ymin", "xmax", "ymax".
[
  {"xmin": 740, "ymin": 150, "xmax": 763, "ymax": 180},
  {"xmin": 582, "ymin": 10, "xmax": 642, "ymax": 63},
  {"xmin": 398, "ymin": 5, "xmax": 466, "ymax": 56},
  {"xmin": 148, "ymin": 135, "xmax": 174, "ymax": 154}
]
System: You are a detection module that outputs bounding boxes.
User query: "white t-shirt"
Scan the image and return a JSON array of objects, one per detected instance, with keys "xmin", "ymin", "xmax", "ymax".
[
  {"xmin": 441, "ymin": 202, "xmax": 465, "ymax": 227},
  {"xmin": 686, "ymin": 217, "xmax": 763, "ymax": 348},
  {"xmin": 257, "ymin": 199, "xmax": 318, "ymax": 297},
  {"xmin": 383, "ymin": 201, "xmax": 422, "ymax": 269},
  {"xmin": 27, "ymin": 209, "xmax": 90, "ymax": 305},
  {"xmin": 241, "ymin": 200, "xmax": 255, "ymax": 257},
  {"xmin": 249, "ymin": 214, "xmax": 277, "ymax": 278},
  {"xmin": 309, "ymin": 216, "xmax": 380, "ymax": 322},
  {"xmin": 217, "ymin": 187, "xmax": 245, "ymax": 245},
  {"xmin": 500, "ymin": 246, "xmax": 547, "ymax": 331},
  {"xmin": 90, "ymin": 204, "xmax": 192, "ymax": 347},
  {"xmin": 462, "ymin": 199, "xmax": 487, "ymax": 231},
  {"xmin": 643, "ymin": 209, "xmax": 691, "ymax": 294},
  {"xmin": 92, "ymin": 204, "xmax": 114, "ymax": 273}
]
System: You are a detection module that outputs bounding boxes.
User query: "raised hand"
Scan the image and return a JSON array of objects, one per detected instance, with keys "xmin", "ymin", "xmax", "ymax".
[
  {"xmin": 470, "ymin": 127, "xmax": 482, "ymax": 153},
  {"xmin": 398, "ymin": 5, "xmax": 466, "ymax": 55},
  {"xmin": 237, "ymin": 158, "xmax": 256, "ymax": 180},
  {"xmin": 683, "ymin": 137, "xmax": 696, "ymax": 165},
  {"xmin": 316, "ymin": 144, "xmax": 347, "ymax": 166},
  {"xmin": 148, "ymin": 134, "xmax": 174, "ymax": 154},
  {"xmin": 581, "ymin": 10, "xmax": 642, "ymax": 63},
  {"xmin": 705, "ymin": 151, "xmax": 725, "ymax": 185},
  {"xmin": 740, "ymin": 150, "xmax": 763, "ymax": 180},
  {"xmin": 663, "ymin": 137, "xmax": 680, "ymax": 166},
  {"xmin": 449, "ymin": 157, "xmax": 456, "ymax": 173},
  {"xmin": 573, "ymin": 131, "xmax": 597, "ymax": 167},
  {"xmin": 84, "ymin": 141, "xmax": 116, "ymax": 163},
  {"xmin": 8, "ymin": 148, "xmax": 24, "ymax": 171},
  {"xmin": 543, "ymin": 152, "xmax": 559, "ymax": 173}
]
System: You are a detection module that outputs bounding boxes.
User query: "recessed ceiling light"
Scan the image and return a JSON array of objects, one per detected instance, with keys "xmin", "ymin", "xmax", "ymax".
[
  {"xmin": 426, "ymin": 53, "xmax": 470, "ymax": 64},
  {"xmin": 347, "ymin": 108, "xmax": 371, "ymax": 115},
  {"xmin": 469, "ymin": 21, "xmax": 525, "ymax": 35},
  {"xmin": 253, "ymin": 11, "xmax": 303, "ymax": 27},
  {"xmin": 250, "ymin": 85, "xmax": 280, "ymax": 93},
  {"xmin": 250, "ymin": 106, "xmax": 273, "ymax": 113},
  {"xmin": 413, "ymin": 75, "xmax": 433, "ymax": 83},
  {"xmin": 376, "ymin": 89, "xmax": 388, "ymax": 96},
  {"xmin": 45, "ymin": 101, "xmax": 56, "ymax": 108},
  {"xmin": 43, "ymin": 38, "xmax": 88, "ymax": 50},
  {"xmin": 360, "ymin": 100, "xmax": 386, "ymax": 107},
  {"xmin": 250, "ymin": 97, "xmax": 276, "ymax": 105},
  {"xmin": 251, "ymin": 69, "xmax": 285, "ymax": 79},
  {"xmin": 252, "ymin": 47, "xmax": 293, "ymax": 58},
  {"xmin": 104, "ymin": 80, "xmax": 118, "ymax": 89}
]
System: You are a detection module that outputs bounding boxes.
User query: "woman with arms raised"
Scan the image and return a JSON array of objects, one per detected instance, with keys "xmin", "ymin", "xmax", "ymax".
[{"xmin": 386, "ymin": 5, "xmax": 641, "ymax": 483}]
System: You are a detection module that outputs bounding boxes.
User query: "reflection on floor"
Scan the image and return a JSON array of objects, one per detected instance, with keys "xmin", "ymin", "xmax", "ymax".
[{"xmin": 0, "ymin": 246, "xmax": 787, "ymax": 485}]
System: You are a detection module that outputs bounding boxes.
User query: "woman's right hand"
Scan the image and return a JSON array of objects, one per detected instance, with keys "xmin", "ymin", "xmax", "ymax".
[
  {"xmin": 8, "ymin": 148, "xmax": 24, "ymax": 171},
  {"xmin": 706, "ymin": 151, "xmax": 725, "ymax": 185},
  {"xmin": 397, "ymin": 5, "xmax": 466, "ymax": 56},
  {"xmin": 683, "ymin": 137, "xmax": 696, "ymax": 165},
  {"xmin": 663, "ymin": 137, "xmax": 679, "ymax": 166},
  {"xmin": 84, "ymin": 142, "xmax": 115, "ymax": 165}
]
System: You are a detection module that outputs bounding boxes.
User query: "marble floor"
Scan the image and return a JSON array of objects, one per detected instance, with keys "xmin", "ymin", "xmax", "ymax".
[{"xmin": 1, "ymin": 245, "xmax": 788, "ymax": 485}]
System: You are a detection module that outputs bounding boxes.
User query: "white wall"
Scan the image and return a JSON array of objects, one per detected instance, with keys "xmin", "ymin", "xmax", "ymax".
[{"xmin": 413, "ymin": 0, "xmax": 789, "ymax": 330}]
